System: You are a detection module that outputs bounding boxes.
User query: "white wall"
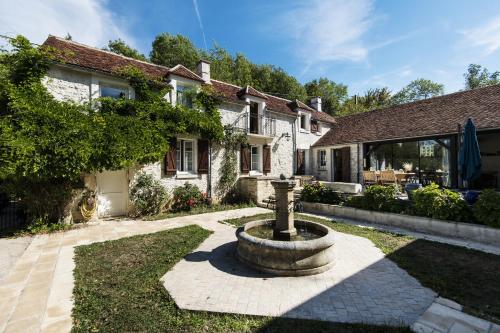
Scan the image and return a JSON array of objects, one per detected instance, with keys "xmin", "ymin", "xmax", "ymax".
[{"xmin": 312, "ymin": 143, "xmax": 362, "ymax": 183}]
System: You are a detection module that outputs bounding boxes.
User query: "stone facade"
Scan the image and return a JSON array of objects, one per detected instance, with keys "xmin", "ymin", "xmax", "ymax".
[
  {"xmin": 43, "ymin": 63, "xmax": 333, "ymax": 215},
  {"xmin": 311, "ymin": 143, "xmax": 363, "ymax": 183}
]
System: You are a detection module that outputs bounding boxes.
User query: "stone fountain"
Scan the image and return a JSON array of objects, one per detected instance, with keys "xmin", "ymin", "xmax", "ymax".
[{"xmin": 236, "ymin": 178, "xmax": 335, "ymax": 276}]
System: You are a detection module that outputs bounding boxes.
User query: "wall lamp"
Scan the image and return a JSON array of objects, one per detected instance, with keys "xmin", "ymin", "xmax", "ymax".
[{"xmin": 281, "ymin": 132, "xmax": 291, "ymax": 140}]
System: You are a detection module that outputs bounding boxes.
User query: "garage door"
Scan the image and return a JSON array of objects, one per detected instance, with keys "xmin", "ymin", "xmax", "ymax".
[{"xmin": 96, "ymin": 170, "xmax": 128, "ymax": 217}]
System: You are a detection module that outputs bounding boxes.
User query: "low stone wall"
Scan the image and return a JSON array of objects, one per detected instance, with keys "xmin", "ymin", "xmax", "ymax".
[{"xmin": 302, "ymin": 201, "xmax": 500, "ymax": 246}]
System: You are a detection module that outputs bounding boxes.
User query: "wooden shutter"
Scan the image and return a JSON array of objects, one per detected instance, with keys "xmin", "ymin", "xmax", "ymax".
[
  {"xmin": 263, "ymin": 144, "xmax": 271, "ymax": 174},
  {"xmin": 240, "ymin": 145, "xmax": 250, "ymax": 173},
  {"xmin": 296, "ymin": 149, "xmax": 304, "ymax": 175},
  {"xmin": 197, "ymin": 139, "xmax": 209, "ymax": 174},
  {"xmin": 311, "ymin": 120, "xmax": 318, "ymax": 133},
  {"xmin": 165, "ymin": 138, "xmax": 177, "ymax": 175},
  {"xmin": 341, "ymin": 147, "xmax": 351, "ymax": 182}
]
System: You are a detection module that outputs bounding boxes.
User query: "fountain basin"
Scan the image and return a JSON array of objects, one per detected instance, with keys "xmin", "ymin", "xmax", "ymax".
[{"xmin": 236, "ymin": 219, "xmax": 335, "ymax": 276}]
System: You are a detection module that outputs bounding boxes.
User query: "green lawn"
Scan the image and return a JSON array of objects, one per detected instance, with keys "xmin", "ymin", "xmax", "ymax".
[
  {"xmin": 223, "ymin": 213, "xmax": 500, "ymax": 323},
  {"xmin": 73, "ymin": 224, "xmax": 410, "ymax": 333}
]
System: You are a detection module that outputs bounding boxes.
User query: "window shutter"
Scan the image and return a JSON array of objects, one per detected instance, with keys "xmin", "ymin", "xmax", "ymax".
[
  {"xmin": 311, "ymin": 120, "xmax": 319, "ymax": 133},
  {"xmin": 197, "ymin": 139, "xmax": 209, "ymax": 174},
  {"xmin": 240, "ymin": 145, "xmax": 250, "ymax": 173},
  {"xmin": 263, "ymin": 144, "xmax": 271, "ymax": 174},
  {"xmin": 296, "ymin": 149, "xmax": 304, "ymax": 175},
  {"xmin": 341, "ymin": 147, "xmax": 351, "ymax": 182},
  {"xmin": 165, "ymin": 138, "xmax": 177, "ymax": 175}
]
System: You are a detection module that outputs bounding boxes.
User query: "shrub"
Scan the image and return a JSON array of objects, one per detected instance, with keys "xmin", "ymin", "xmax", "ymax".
[
  {"xmin": 171, "ymin": 183, "xmax": 208, "ymax": 212},
  {"xmin": 129, "ymin": 173, "xmax": 169, "ymax": 216},
  {"xmin": 474, "ymin": 189, "xmax": 500, "ymax": 228},
  {"xmin": 301, "ymin": 182, "xmax": 342, "ymax": 205},
  {"xmin": 412, "ymin": 183, "xmax": 472, "ymax": 222},
  {"xmin": 345, "ymin": 185, "xmax": 403, "ymax": 213}
]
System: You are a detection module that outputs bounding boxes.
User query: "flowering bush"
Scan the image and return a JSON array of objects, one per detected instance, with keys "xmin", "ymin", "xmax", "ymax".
[
  {"xmin": 129, "ymin": 173, "xmax": 169, "ymax": 216},
  {"xmin": 171, "ymin": 183, "xmax": 208, "ymax": 212}
]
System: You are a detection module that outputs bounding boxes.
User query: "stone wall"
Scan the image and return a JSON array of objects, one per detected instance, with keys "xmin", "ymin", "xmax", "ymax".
[{"xmin": 312, "ymin": 143, "xmax": 363, "ymax": 183}]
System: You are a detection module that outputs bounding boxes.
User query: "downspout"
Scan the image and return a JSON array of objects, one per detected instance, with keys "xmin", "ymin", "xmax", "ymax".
[
  {"xmin": 207, "ymin": 140, "xmax": 212, "ymax": 199},
  {"xmin": 357, "ymin": 143, "xmax": 361, "ymax": 183},
  {"xmin": 292, "ymin": 121, "xmax": 297, "ymax": 176}
]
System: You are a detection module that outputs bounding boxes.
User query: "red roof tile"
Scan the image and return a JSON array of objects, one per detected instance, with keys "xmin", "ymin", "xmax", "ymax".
[
  {"xmin": 314, "ymin": 84, "xmax": 500, "ymax": 146},
  {"xmin": 237, "ymin": 85, "xmax": 268, "ymax": 100},
  {"xmin": 168, "ymin": 65, "xmax": 205, "ymax": 82}
]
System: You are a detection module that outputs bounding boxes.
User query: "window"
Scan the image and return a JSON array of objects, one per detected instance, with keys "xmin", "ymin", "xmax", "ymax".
[
  {"xmin": 299, "ymin": 112, "xmax": 310, "ymax": 132},
  {"xmin": 176, "ymin": 140, "xmax": 195, "ymax": 173},
  {"xmin": 176, "ymin": 85, "xmax": 193, "ymax": 108},
  {"xmin": 318, "ymin": 150, "xmax": 327, "ymax": 170},
  {"xmin": 300, "ymin": 114, "xmax": 307, "ymax": 130},
  {"xmin": 100, "ymin": 84, "xmax": 127, "ymax": 99},
  {"xmin": 251, "ymin": 146, "xmax": 260, "ymax": 172}
]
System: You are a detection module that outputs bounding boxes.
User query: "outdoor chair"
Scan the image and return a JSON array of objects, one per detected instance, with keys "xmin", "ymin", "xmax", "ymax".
[
  {"xmin": 362, "ymin": 170, "xmax": 378, "ymax": 186},
  {"xmin": 379, "ymin": 170, "xmax": 398, "ymax": 185}
]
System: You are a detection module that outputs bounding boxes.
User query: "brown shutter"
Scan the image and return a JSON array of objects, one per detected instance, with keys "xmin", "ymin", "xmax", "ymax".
[
  {"xmin": 263, "ymin": 144, "xmax": 271, "ymax": 174},
  {"xmin": 341, "ymin": 147, "xmax": 351, "ymax": 182},
  {"xmin": 197, "ymin": 139, "xmax": 209, "ymax": 174},
  {"xmin": 311, "ymin": 120, "xmax": 318, "ymax": 133},
  {"xmin": 165, "ymin": 138, "xmax": 177, "ymax": 175},
  {"xmin": 296, "ymin": 149, "xmax": 304, "ymax": 175},
  {"xmin": 240, "ymin": 145, "xmax": 250, "ymax": 173}
]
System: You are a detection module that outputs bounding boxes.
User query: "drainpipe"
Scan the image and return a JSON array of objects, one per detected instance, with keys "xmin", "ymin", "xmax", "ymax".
[
  {"xmin": 292, "ymin": 121, "xmax": 297, "ymax": 176},
  {"xmin": 208, "ymin": 140, "xmax": 212, "ymax": 199},
  {"xmin": 357, "ymin": 143, "xmax": 361, "ymax": 183}
]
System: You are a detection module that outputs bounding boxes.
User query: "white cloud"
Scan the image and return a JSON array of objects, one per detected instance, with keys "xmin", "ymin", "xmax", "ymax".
[
  {"xmin": 278, "ymin": 0, "xmax": 375, "ymax": 67},
  {"xmin": 0, "ymin": 0, "xmax": 133, "ymax": 48},
  {"xmin": 192, "ymin": 0, "xmax": 208, "ymax": 50},
  {"xmin": 460, "ymin": 16, "xmax": 500, "ymax": 56}
]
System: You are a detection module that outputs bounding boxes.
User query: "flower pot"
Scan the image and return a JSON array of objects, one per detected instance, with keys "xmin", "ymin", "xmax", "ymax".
[{"xmin": 405, "ymin": 183, "xmax": 422, "ymax": 201}]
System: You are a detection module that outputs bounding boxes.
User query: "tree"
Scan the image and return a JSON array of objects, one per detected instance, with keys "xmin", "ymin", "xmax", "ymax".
[
  {"xmin": 464, "ymin": 64, "xmax": 500, "ymax": 90},
  {"xmin": 304, "ymin": 78, "xmax": 348, "ymax": 116},
  {"xmin": 233, "ymin": 53, "xmax": 253, "ymax": 87},
  {"xmin": 105, "ymin": 39, "xmax": 147, "ymax": 61},
  {"xmin": 150, "ymin": 33, "xmax": 200, "ymax": 70},
  {"xmin": 391, "ymin": 79, "xmax": 444, "ymax": 105},
  {"xmin": 337, "ymin": 87, "xmax": 392, "ymax": 116}
]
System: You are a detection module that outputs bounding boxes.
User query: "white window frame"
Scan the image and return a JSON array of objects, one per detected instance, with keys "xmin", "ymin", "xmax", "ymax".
[
  {"xmin": 99, "ymin": 82, "xmax": 130, "ymax": 99},
  {"xmin": 298, "ymin": 111, "xmax": 311, "ymax": 133},
  {"xmin": 175, "ymin": 83, "xmax": 196, "ymax": 108},
  {"xmin": 176, "ymin": 139, "xmax": 197, "ymax": 176},
  {"xmin": 318, "ymin": 150, "xmax": 327, "ymax": 170},
  {"xmin": 250, "ymin": 145, "xmax": 262, "ymax": 176}
]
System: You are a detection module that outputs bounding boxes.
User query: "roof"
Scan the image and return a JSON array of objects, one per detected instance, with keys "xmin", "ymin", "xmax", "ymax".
[
  {"xmin": 237, "ymin": 85, "xmax": 268, "ymax": 100},
  {"xmin": 42, "ymin": 36, "xmax": 336, "ymax": 123},
  {"xmin": 42, "ymin": 36, "xmax": 203, "ymax": 82},
  {"xmin": 314, "ymin": 84, "xmax": 500, "ymax": 146},
  {"xmin": 287, "ymin": 99, "xmax": 316, "ymax": 112}
]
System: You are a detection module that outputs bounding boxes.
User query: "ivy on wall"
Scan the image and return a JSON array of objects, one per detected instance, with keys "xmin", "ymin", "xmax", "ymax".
[{"xmin": 0, "ymin": 35, "xmax": 224, "ymax": 224}]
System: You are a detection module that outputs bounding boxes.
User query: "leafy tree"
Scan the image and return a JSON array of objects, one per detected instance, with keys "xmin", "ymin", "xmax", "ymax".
[
  {"xmin": 233, "ymin": 53, "xmax": 253, "ymax": 87},
  {"xmin": 209, "ymin": 45, "xmax": 234, "ymax": 83},
  {"xmin": 150, "ymin": 33, "xmax": 200, "ymax": 70},
  {"xmin": 391, "ymin": 78, "xmax": 444, "ymax": 105},
  {"xmin": 304, "ymin": 78, "xmax": 348, "ymax": 116},
  {"xmin": 105, "ymin": 39, "xmax": 147, "ymax": 61},
  {"xmin": 336, "ymin": 87, "xmax": 392, "ymax": 116},
  {"xmin": 464, "ymin": 64, "xmax": 500, "ymax": 90}
]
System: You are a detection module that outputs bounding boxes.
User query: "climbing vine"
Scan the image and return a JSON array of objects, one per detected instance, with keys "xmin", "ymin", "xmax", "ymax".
[
  {"xmin": 0, "ymin": 35, "xmax": 224, "ymax": 224},
  {"xmin": 216, "ymin": 125, "xmax": 248, "ymax": 201}
]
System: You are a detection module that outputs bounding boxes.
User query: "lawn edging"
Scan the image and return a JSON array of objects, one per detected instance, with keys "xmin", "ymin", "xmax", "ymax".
[{"xmin": 302, "ymin": 201, "xmax": 500, "ymax": 246}]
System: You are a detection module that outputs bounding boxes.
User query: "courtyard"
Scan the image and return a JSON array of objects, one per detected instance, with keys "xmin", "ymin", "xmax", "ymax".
[{"xmin": 1, "ymin": 207, "xmax": 499, "ymax": 333}]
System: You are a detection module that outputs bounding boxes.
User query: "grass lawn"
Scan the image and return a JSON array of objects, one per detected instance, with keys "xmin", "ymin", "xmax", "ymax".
[
  {"xmin": 144, "ymin": 202, "xmax": 255, "ymax": 221},
  {"xmin": 223, "ymin": 213, "xmax": 500, "ymax": 323},
  {"xmin": 73, "ymin": 224, "xmax": 410, "ymax": 332}
]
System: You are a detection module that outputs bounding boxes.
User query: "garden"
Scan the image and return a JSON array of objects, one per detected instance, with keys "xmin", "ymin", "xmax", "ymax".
[{"xmin": 300, "ymin": 182, "xmax": 500, "ymax": 228}]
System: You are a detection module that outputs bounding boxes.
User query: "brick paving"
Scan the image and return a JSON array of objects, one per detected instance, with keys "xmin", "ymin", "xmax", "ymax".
[{"xmin": 163, "ymin": 219, "xmax": 437, "ymax": 326}]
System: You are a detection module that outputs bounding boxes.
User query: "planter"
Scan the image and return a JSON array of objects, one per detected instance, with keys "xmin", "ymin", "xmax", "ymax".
[
  {"xmin": 302, "ymin": 201, "xmax": 500, "ymax": 247},
  {"xmin": 404, "ymin": 183, "xmax": 422, "ymax": 201}
]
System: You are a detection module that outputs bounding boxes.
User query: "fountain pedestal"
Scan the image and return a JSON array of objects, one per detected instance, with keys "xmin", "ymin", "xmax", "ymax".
[{"xmin": 271, "ymin": 180, "xmax": 297, "ymax": 241}]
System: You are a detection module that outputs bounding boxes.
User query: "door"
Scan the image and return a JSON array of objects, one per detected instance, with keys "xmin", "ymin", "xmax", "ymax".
[
  {"xmin": 249, "ymin": 102, "xmax": 259, "ymax": 134},
  {"xmin": 96, "ymin": 170, "xmax": 128, "ymax": 217},
  {"xmin": 296, "ymin": 149, "xmax": 305, "ymax": 175},
  {"xmin": 333, "ymin": 147, "xmax": 351, "ymax": 182}
]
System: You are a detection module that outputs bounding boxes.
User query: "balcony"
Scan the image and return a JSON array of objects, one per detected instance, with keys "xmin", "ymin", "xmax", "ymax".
[{"xmin": 235, "ymin": 113, "xmax": 276, "ymax": 141}]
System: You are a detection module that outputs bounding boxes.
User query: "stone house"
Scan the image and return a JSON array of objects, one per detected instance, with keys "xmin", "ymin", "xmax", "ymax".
[
  {"xmin": 41, "ymin": 36, "xmax": 335, "ymax": 217},
  {"xmin": 311, "ymin": 86, "xmax": 500, "ymax": 189}
]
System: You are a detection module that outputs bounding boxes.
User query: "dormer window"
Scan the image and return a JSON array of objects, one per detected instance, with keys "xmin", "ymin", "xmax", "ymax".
[
  {"xmin": 298, "ymin": 112, "xmax": 311, "ymax": 132},
  {"xmin": 176, "ymin": 85, "xmax": 193, "ymax": 108}
]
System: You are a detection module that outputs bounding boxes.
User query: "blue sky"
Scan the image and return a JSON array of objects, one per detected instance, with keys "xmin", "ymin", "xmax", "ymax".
[{"xmin": 2, "ymin": 0, "xmax": 500, "ymax": 95}]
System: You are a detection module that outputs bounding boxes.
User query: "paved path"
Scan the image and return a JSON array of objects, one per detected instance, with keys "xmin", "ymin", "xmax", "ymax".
[
  {"xmin": 0, "ymin": 207, "xmax": 268, "ymax": 333},
  {"xmin": 163, "ymin": 218, "xmax": 436, "ymax": 326},
  {"xmin": 0, "ymin": 237, "xmax": 32, "ymax": 282}
]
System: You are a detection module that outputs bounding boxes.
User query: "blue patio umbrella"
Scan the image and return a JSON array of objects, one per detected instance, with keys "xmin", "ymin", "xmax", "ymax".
[{"xmin": 458, "ymin": 118, "xmax": 482, "ymax": 184}]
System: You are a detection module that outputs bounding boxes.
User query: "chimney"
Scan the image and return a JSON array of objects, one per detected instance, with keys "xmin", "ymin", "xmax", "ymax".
[
  {"xmin": 196, "ymin": 60, "xmax": 211, "ymax": 83},
  {"xmin": 310, "ymin": 97, "xmax": 322, "ymax": 112}
]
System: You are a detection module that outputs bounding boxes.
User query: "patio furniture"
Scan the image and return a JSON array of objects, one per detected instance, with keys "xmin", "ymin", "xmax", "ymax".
[
  {"xmin": 379, "ymin": 170, "xmax": 398, "ymax": 185},
  {"xmin": 362, "ymin": 171, "xmax": 378, "ymax": 186}
]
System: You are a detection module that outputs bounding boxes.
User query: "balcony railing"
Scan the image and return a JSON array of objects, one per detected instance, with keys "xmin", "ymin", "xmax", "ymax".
[{"xmin": 235, "ymin": 113, "xmax": 276, "ymax": 137}]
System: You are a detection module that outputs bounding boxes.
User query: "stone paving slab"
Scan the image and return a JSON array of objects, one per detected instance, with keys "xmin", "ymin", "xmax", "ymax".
[
  {"xmin": 162, "ymin": 222, "xmax": 437, "ymax": 326},
  {"xmin": 0, "ymin": 236, "xmax": 32, "ymax": 282}
]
